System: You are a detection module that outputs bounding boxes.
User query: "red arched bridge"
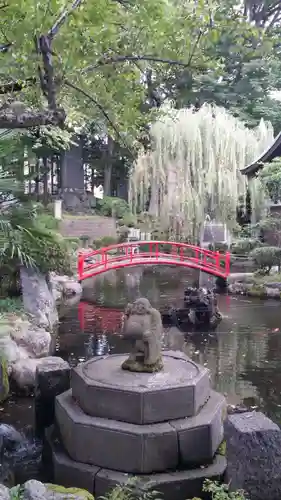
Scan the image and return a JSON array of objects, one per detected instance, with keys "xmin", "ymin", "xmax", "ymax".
[{"xmin": 77, "ymin": 241, "xmax": 230, "ymax": 281}]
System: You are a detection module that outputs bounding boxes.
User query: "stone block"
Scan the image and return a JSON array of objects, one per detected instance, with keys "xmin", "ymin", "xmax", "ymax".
[
  {"xmin": 35, "ymin": 358, "xmax": 70, "ymax": 437},
  {"xmin": 46, "ymin": 425, "xmax": 226, "ymax": 500},
  {"xmin": 170, "ymin": 391, "xmax": 226, "ymax": 465},
  {"xmin": 55, "ymin": 390, "xmax": 178, "ymax": 473},
  {"xmin": 71, "ymin": 351, "xmax": 210, "ymax": 424},
  {"xmin": 225, "ymin": 411, "xmax": 281, "ymax": 500},
  {"xmin": 95, "ymin": 455, "xmax": 227, "ymax": 500},
  {"xmin": 45, "ymin": 426, "xmax": 98, "ymax": 493}
]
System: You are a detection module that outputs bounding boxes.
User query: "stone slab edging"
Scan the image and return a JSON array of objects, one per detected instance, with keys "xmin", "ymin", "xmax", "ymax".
[{"xmin": 228, "ymin": 280, "xmax": 281, "ymax": 300}]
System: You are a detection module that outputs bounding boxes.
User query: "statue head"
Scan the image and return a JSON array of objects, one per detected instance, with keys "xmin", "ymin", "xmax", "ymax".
[
  {"xmin": 122, "ymin": 298, "xmax": 152, "ymax": 340},
  {"xmin": 126, "ymin": 297, "xmax": 152, "ymax": 316}
]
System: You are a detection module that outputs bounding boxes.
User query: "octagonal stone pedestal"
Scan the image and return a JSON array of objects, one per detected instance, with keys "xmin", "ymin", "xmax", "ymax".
[
  {"xmin": 45, "ymin": 426, "xmax": 226, "ymax": 500},
  {"xmin": 71, "ymin": 351, "xmax": 210, "ymax": 424},
  {"xmin": 49, "ymin": 351, "xmax": 227, "ymax": 500}
]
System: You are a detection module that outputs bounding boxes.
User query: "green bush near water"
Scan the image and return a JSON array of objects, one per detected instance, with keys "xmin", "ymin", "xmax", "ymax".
[
  {"xmin": 249, "ymin": 246, "xmax": 281, "ymax": 274},
  {"xmin": 230, "ymin": 238, "xmax": 262, "ymax": 255}
]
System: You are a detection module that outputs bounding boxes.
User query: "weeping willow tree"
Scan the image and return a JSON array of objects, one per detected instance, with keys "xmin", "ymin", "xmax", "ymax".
[{"xmin": 129, "ymin": 103, "xmax": 274, "ymax": 241}]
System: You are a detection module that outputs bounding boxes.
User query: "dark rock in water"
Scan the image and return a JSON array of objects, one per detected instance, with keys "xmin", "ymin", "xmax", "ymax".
[
  {"xmin": 0, "ymin": 424, "xmax": 23, "ymax": 452},
  {"xmin": 225, "ymin": 412, "xmax": 281, "ymax": 500},
  {"xmin": 184, "ymin": 287, "xmax": 222, "ymax": 327},
  {"xmin": 161, "ymin": 287, "xmax": 222, "ymax": 330},
  {"xmin": 0, "ymin": 423, "xmax": 42, "ymax": 484}
]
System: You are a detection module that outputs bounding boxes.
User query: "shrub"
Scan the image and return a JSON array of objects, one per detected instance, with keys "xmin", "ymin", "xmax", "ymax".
[
  {"xmin": 118, "ymin": 213, "xmax": 137, "ymax": 227},
  {"xmin": 94, "ymin": 236, "xmax": 118, "ymax": 249},
  {"xmin": 208, "ymin": 242, "xmax": 229, "ymax": 253},
  {"xmin": 0, "ymin": 297, "xmax": 23, "ymax": 313},
  {"xmin": 249, "ymin": 246, "xmax": 281, "ymax": 274},
  {"xmin": 201, "ymin": 479, "xmax": 248, "ymax": 500},
  {"xmin": 231, "ymin": 238, "xmax": 262, "ymax": 255},
  {"xmin": 117, "ymin": 226, "xmax": 130, "ymax": 243},
  {"xmin": 96, "ymin": 196, "xmax": 130, "ymax": 219},
  {"xmin": 0, "ymin": 205, "xmax": 72, "ymax": 277}
]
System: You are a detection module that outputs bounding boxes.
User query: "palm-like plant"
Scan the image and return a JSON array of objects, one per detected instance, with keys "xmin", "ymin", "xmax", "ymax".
[{"xmin": 0, "ymin": 172, "xmax": 71, "ymax": 297}]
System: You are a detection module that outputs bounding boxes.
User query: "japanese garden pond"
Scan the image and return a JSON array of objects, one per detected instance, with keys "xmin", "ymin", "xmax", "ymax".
[{"xmin": 3, "ymin": 266, "xmax": 281, "ymax": 432}]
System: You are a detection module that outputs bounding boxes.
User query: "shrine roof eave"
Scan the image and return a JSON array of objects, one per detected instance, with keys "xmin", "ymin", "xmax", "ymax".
[{"xmin": 241, "ymin": 131, "xmax": 281, "ymax": 177}]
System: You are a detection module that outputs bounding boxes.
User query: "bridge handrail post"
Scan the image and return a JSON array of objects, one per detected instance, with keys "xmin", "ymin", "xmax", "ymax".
[
  {"xmin": 78, "ymin": 252, "xmax": 84, "ymax": 281},
  {"xmin": 225, "ymin": 251, "xmax": 231, "ymax": 275}
]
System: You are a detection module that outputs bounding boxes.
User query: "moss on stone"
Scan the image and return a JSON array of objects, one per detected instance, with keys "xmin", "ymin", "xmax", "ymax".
[
  {"xmin": 248, "ymin": 284, "xmax": 266, "ymax": 297},
  {"xmin": 0, "ymin": 356, "xmax": 9, "ymax": 402},
  {"xmin": 217, "ymin": 440, "xmax": 226, "ymax": 456},
  {"xmin": 46, "ymin": 484, "xmax": 94, "ymax": 499},
  {"xmin": 122, "ymin": 357, "xmax": 164, "ymax": 373}
]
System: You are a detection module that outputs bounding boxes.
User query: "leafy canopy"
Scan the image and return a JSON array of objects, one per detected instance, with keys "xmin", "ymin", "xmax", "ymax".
[{"xmin": 0, "ymin": 0, "xmax": 246, "ymax": 143}]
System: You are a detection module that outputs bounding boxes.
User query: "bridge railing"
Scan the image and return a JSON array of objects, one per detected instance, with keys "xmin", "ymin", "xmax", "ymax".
[{"xmin": 78, "ymin": 241, "xmax": 230, "ymax": 281}]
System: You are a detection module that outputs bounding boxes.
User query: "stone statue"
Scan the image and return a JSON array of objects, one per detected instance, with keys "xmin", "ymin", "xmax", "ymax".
[
  {"xmin": 161, "ymin": 287, "xmax": 222, "ymax": 330},
  {"xmin": 184, "ymin": 287, "xmax": 222, "ymax": 327},
  {"xmin": 121, "ymin": 298, "xmax": 163, "ymax": 373}
]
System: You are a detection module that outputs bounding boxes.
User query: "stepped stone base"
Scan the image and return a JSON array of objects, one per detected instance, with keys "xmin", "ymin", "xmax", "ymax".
[
  {"xmin": 45, "ymin": 427, "xmax": 227, "ymax": 500},
  {"xmin": 55, "ymin": 389, "xmax": 225, "ymax": 472},
  {"xmin": 71, "ymin": 351, "xmax": 210, "ymax": 424}
]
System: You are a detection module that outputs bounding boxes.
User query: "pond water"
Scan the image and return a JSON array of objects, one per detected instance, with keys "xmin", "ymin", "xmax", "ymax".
[{"xmin": 3, "ymin": 266, "xmax": 281, "ymax": 433}]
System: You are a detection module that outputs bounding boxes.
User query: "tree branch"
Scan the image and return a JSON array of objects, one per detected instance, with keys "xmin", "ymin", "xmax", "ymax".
[
  {"xmin": 0, "ymin": 77, "xmax": 36, "ymax": 94},
  {"xmin": 0, "ymin": 107, "xmax": 66, "ymax": 129},
  {"xmin": 64, "ymin": 79, "xmax": 133, "ymax": 155},
  {"xmin": 83, "ymin": 54, "xmax": 190, "ymax": 73},
  {"xmin": 48, "ymin": 0, "xmax": 83, "ymax": 39}
]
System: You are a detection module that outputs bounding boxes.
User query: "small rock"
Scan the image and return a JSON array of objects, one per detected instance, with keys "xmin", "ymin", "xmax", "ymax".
[
  {"xmin": 12, "ymin": 356, "xmax": 65, "ymax": 390},
  {"xmin": 10, "ymin": 324, "xmax": 51, "ymax": 358},
  {"xmin": 265, "ymin": 287, "xmax": 280, "ymax": 298},
  {"xmin": 0, "ymin": 336, "xmax": 26, "ymax": 365},
  {"xmin": 21, "ymin": 479, "xmax": 47, "ymax": 499},
  {"xmin": 0, "ymin": 484, "xmax": 10, "ymax": 499},
  {"xmin": 62, "ymin": 280, "xmax": 82, "ymax": 297}
]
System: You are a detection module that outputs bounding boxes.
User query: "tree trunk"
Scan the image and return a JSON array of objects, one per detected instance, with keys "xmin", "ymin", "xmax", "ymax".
[{"xmin": 103, "ymin": 135, "xmax": 114, "ymax": 196}]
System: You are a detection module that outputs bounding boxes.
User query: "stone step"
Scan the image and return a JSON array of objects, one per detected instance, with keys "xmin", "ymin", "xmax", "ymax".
[
  {"xmin": 45, "ymin": 426, "xmax": 226, "ymax": 500},
  {"xmin": 55, "ymin": 388, "xmax": 225, "ymax": 473},
  {"xmin": 60, "ymin": 216, "xmax": 117, "ymax": 240}
]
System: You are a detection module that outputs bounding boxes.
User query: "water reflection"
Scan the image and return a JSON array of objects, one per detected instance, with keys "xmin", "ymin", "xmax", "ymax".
[{"xmin": 55, "ymin": 267, "xmax": 281, "ymax": 424}]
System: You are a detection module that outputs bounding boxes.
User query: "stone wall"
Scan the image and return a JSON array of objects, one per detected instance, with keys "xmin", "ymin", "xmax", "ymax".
[{"xmin": 60, "ymin": 215, "xmax": 117, "ymax": 240}]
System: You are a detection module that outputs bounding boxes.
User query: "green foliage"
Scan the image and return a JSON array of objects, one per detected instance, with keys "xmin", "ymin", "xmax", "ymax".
[
  {"xmin": 201, "ymin": 480, "xmax": 248, "ymax": 500},
  {"xmin": 0, "ymin": 0, "xmax": 229, "ymax": 143},
  {"xmin": 208, "ymin": 242, "xmax": 229, "ymax": 253},
  {"xmin": 231, "ymin": 238, "xmax": 262, "ymax": 255},
  {"xmin": 100, "ymin": 478, "xmax": 161, "ymax": 500},
  {"xmin": 166, "ymin": 2, "xmax": 281, "ymax": 132},
  {"xmin": 0, "ymin": 203, "xmax": 72, "ymax": 276},
  {"xmin": 94, "ymin": 236, "xmax": 119, "ymax": 248},
  {"xmin": 0, "ymin": 297, "xmax": 23, "ymax": 313},
  {"xmin": 259, "ymin": 158, "xmax": 281, "ymax": 203},
  {"xmin": 96, "ymin": 197, "xmax": 130, "ymax": 219},
  {"xmin": 118, "ymin": 213, "xmax": 137, "ymax": 228},
  {"xmin": 249, "ymin": 246, "xmax": 281, "ymax": 273},
  {"xmin": 117, "ymin": 225, "xmax": 130, "ymax": 243}
]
